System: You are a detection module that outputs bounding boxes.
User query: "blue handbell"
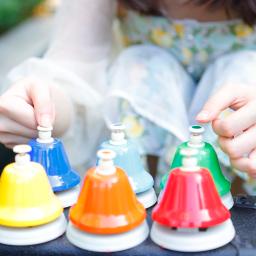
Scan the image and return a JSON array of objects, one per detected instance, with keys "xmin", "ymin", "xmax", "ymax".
[
  {"xmin": 100, "ymin": 124, "xmax": 157, "ymax": 208},
  {"xmin": 29, "ymin": 126, "xmax": 81, "ymax": 208}
]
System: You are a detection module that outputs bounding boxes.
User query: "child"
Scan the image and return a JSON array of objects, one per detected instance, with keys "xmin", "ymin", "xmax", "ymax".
[{"xmin": 1, "ymin": 0, "xmax": 256, "ymax": 190}]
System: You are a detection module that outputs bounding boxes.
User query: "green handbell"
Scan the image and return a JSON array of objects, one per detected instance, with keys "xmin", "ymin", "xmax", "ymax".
[{"xmin": 160, "ymin": 125, "xmax": 231, "ymax": 197}]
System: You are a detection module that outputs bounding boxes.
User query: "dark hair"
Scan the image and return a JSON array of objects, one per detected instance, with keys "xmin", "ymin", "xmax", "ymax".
[
  {"xmin": 118, "ymin": 0, "xmax": 161, "ymax": 15},
  {"xmin": 118, "ymin": 0, "xmax": 256, "ymax": 26}
]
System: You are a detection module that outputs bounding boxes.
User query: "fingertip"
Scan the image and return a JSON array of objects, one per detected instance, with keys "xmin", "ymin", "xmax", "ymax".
[
  {"xmin": 196, "ymin": 110, "xmax": 211, "ymax": 123},
  {"xmin": 38, "ymin": 114, "xmax": 53, "ymax": 127},
  {"xmin": 196, "ymin": 118, "xmax": 209, "ymax": 124},
  {"xmin": 29, "ymin": 81, "xmax": 55, "ymax": 128}
]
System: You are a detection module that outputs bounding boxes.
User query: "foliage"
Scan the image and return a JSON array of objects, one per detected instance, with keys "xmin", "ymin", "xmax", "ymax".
[{"xmin": 0, "ymin": 0, "xmax": 43, "ymax": 34}]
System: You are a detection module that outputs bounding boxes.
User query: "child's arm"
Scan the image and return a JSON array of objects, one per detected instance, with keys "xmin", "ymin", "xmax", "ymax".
[
  {"xmin": 0, "ymin": 0, "xmax": 115, "ymax": 167},
  {"xmin": 197, "ymin": 84, "xmax": 256, "ymax": 177}
]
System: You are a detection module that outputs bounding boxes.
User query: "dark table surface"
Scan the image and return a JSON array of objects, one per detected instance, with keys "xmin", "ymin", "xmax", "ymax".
[{"xmin": 0, "ymin": 203, "xmax": 255, "ymax": 256}]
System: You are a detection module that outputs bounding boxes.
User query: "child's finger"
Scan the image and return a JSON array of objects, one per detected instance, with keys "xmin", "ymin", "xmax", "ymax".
[
  {"xmin": 248, "ymin": 148, "xmax": 256, "ymax": 179},
  {"xmin": 249, "ymin": 148, "xmax": 256, "ymax": 160},
  {"xmin": 4, "ymin": 144, "xmax": 15, "ymax": 149},
  {"xmin": 5, "ymin": 143, "xmax": 25, "ymax": 149},
  {"xmin": 212, "ymin": 101, "xmax": 256, "ymax": 137},
  {"xmin": 0, "ymin": 116, "xmax": 37, "ymax": 138},
  {"xmin": 218, "ymin": 126, "xmax": 256, "ymax": 158},
  {"xmin": 0, "ymin": 132, "xmax": 30, "ymax": 146},
  {"xmin": 196, "ymin": 85, "xmax": 248, "ymax": 123},
  {"xmin": 29, "ymin": 82, "xmax": 55, "ymax": 127},
  {"xmin": 230, "ymin": 157, "xmax": 256, "ymax": 175},
  {"xmin": 0, "ymin": 96, "xmax": 37, "ymax": 129}
]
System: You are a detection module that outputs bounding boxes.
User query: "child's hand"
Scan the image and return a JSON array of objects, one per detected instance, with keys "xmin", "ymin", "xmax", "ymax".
[
  {"xmin": 196, "ymin": 84, "xmax": 256, "ymax": 178},
  {"xmin": 0, "ymin": 77, "xmax": 55, "ymax": 148}
]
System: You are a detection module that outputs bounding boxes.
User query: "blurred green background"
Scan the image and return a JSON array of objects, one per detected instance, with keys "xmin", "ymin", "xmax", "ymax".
[{"xmin": 0, "ymin": 0, "xmax": 44, "ymax": 34}]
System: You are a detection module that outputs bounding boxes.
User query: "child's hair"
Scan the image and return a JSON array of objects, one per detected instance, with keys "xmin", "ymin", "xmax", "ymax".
[{"xmin": 118, "ymin": 0, "xmax": 256, "ymax": 26}]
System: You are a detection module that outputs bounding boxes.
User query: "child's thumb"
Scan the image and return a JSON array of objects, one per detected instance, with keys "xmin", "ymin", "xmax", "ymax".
[{"xmin": 29, "ymin": 82, "xmax": 55, "ymax": 127}]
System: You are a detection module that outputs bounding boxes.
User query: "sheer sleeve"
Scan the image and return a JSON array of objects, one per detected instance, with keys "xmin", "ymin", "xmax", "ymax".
[
  {"xmin": 45, "ymin": 0, "xmax": 116, "ymax": 87},
  {"xmin": 4, "ymin": 0, "xmax": 116, "ymax": 174}
]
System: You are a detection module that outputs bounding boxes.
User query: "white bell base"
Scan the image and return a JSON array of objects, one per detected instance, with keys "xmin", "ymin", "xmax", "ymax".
[
  {"xmin": 158, "ymin": 191, "xmax": 234, "ymax": 210},
  {"xmin": 222, "ymin": 191, "xmax": 234, "ymax": 210},
  {"xmin": 0, "ymin": 214, "xmax": 67, "ymax": 246},
  {"xmin": 66, "ymin": 220, "xmax": 149, "ymax": 252},
  {"xmin": 150, "ymin": 219, "xmax": 235, "ymax": 252},
  {"xmin": 137, "ymin": 188, "xmax": 157, "ymax": 209},
  {"xmin": 55, "ymin": 185, "xmax": 80, "ymax": 208}
]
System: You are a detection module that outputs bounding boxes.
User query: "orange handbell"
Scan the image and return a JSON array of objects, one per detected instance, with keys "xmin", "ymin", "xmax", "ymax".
[{"xmin": 66, "ymin": 149, "xmax": 149, "ymax": 252}]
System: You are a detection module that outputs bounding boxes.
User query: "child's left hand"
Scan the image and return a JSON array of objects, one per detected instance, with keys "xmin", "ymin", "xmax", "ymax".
[{"xmin": 196, "ymin": 84, "xmax": 256, "ymax": 178}]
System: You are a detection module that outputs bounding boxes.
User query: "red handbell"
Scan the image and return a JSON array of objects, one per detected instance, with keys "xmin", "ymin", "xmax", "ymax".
[{"xmin": 152, "ymin": 167, "xmax": 230, "ymax": 228}]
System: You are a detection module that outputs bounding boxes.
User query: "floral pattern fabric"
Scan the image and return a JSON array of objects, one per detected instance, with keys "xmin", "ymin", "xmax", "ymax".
[
  {"xmin": 118, "ymin": 10, "xmax": 256, "ymax": 81},
  {"xmin": 108, "ymin": 11, "xmax": 256, "ymax": 192}
]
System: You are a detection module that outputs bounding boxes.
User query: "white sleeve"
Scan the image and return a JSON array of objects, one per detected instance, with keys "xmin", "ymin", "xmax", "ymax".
[
  {"xmin": 4, "ymin": 0, "xmax": 116, "ymax": 174},
  {"xmin": 45, "ymin": 0, "xmax": 116, "ymax": 88}
]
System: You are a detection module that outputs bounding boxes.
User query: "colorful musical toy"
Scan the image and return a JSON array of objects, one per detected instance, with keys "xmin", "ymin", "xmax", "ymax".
[
  {"xmin": 29, "ymin": 126, "xmax": 81, "ymax": 208},
  {"xmin": 100, "ymin": 124, "xmax": 157, "ymax": 208},
  {"xmin": 160, "ymin": 125, "xmax": 233, "ymax": 209},
  {"xmin": 151, "ymin": 148, "xmax": 235, "ymax": 252},
  {"xmin": 0, "ymin": 145, "xmax": 67, "ymax": 245},
  {"xmin": 66, "ymin": 149, "xmax": 149, "ymax": 252}
]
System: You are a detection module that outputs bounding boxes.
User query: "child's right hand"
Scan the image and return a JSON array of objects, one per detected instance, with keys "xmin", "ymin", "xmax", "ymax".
[
  {"xmin": 196, "ymin": 84, "xmax": 256, "ymax": 178},
  {"xmin": 0, "ymin": 77, "xmax": 55, "ymax": 148}
]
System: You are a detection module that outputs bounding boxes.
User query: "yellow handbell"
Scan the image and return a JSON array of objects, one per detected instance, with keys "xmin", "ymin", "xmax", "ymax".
[{"xmin": 0, "ymin": 145, "xmax": 63, "ymax": 227}]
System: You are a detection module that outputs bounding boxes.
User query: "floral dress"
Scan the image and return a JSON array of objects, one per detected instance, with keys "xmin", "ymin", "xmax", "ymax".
[
  {"xmin": 105, "ymin": 9, "xmax": 256, "ymax": 192},
  {"xmin": 118, "ymin": 10, "xmax": 256, "ymax": 81}
]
